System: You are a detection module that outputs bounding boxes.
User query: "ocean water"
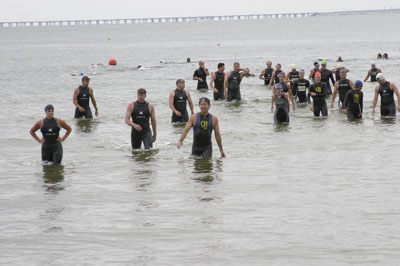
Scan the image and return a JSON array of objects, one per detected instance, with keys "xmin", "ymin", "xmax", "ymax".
[{"xmin": 1, "ymin": 13, "xmax": 400, "ymax": 265}]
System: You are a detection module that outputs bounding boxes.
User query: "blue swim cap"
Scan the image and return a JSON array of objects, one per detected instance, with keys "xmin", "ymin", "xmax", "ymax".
[
  {"xmin": 355, "ymin": 80, "xmax": 363, "ymax": 88},
  {"xmin": 340, "ymin": 69, "xmax": 347, "ymax": 74},
  {"xmin": 80, "ymin": 72, "xmax": 84, "ymax": 76},
  {"xmin": 44, "ymin": 104, "xmax": 54, "ymax": 112},
  {"xmin": 275, "ymin": 83, "xmax": 283, "ymax": 90}
]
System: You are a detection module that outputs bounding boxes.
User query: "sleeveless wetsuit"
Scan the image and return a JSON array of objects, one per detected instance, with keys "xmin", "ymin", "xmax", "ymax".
[
  {"xmin": 214, "ymin": 71, "xmax": 225, "ymax": 100},
  {"xmin": 369, "ymin": 68, "xmax": 378, "ymax": 82},
  {"xmin": 344, "ymin": 89, "xmax": 363, "ymax": 120},
  {"xmin": 227, "ymin": 71, "xmax": 242, "ymax": 101},
  {"xmin": 379, "ymin": 82, "xmax": 396, "ymax": 116},
  {"xmin": 292, "ymin": 79, "xmax": 310, "ymax": 103},
  {"xmin": 338, "ymin": 79, "xmax": 352, "ymax": 107},
  {"xmin": 193, "ymin": 68, "xmax": 208, "ymax": 90},
  {"xmin": 264, "ymin": 68, "xmax": 273, "ymax": 85},
  {"xmin": 320, "ymin": 69, "xmax": 335, "ymax": 95},
  {"xmin": 274, "ymin": 93, "xmax": 289, "ymax": 123},
  {"xmin": 192, "ymin": 113, "xmax": 213, "ymax": 158},
  {"xmin": 131, "ymin": 101, "xmax": 153, "ymax": 149},
  {"xmin": 308, "ymin": 82, "xmax": 328, "ymax": 117},
  {"xmin": 41, "ymin": 118, "xmax": 63, "ymax": 164},
  {"xmin": 288, "ymin": 71, "xmax": 299, "ymax": 88},
  {"xmin": 274, "ymin": 70, "xmax": 282, "ymax": 84},
  {"xmin": 172, "ymin": 89, "xmax": 188, "ymax": 123},
  {"xmin": 74, "ymin": 86, "xmax": 93, "ymax": 118}
]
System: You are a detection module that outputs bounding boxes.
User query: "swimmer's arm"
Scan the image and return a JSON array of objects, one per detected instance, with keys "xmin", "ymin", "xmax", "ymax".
[
  {"xmin": 350, "ymin": 80, "xmax": 355, "ymax": 89},
  {"xmin": 285, "ymin": 93, "xmax": 290, "ymax": 113},
  {"xmin": 192, "ymin": 70, "xmax": 199, "ymax": 80},
  {"xmin": 224, "ymin": 72, "xmax": 230, "ymax": 96},
  {"xmin": 330, "ymin": 72, "xmax": 335, "ymax": 85},
  {"xmin": 125, "ymin": 103, "xmax": 136, "ymax": 127},
  {"xmin": 287, "ymin": 84, "xmax": 295, "ymax": 111},
  {"xmin": 331, "ymin": 82, "xmax": 339, "ymax": 105},
  {"xmin": 240, "ymin": 68, "xmax": 250, "ymax": 79},
  {"xmin": 378, "ymin": 68, "xmax": 382, "ymax": 73},
  {"xmin": 343, "ymin": 91, "xmax": 350, "ymax": 110},
  {"xmin": 259, "ymin": 69, "xmax": 265, "ymax": 79},
  {"xmin": 57, "ymin": 119, "xmax": 72, "ymax": 142},
  {"xmin": 363, "ymin": 71, "xmax": 370, "ymax": 82},
  {"xmin": 169, "ymin": 92, "xmax": 179, "ymax": 114},
  {"xmin": 309, "ymin": 69, "xmax": 314, "ymax": 79},
  {"xmin": 269, "ymin": 71, "xmax": 275, "ymax": 86},
  {"xmin": 213, "ymin": 117, "xmax": 226, "ymax": 158},
  {"xmin": 286, "ymin": 73, "xmax": 291, "ymax": 82},
  {"xmin": 30, "ymin": 120, "xmax": 44, "ymax": 143},
  {"xmin": 186, "ymin": 91, "xmax": 194, "ymax": 114},
  {"xmin": 391, "ymin": 83, "xmax": 400, "ymax": 106},
  {"xmin": 178, "ymin": 114, "xmax": 195, "ymax": 146},
  {"xmin": 73, "ymin": 88, "xmax": 83, "ymax": 110},
  {"xmin": 89, "ymin": 88, "xmax": 98, "ymax": 116},
  {"xmin": 372, "ymin": 86, "xmax": 379, "ymax": 114},
  {"xmin": 205, "ymin": 68, "xmax": 209, "ymax": 76},
  {"xmin": 150, "ymin": 104, "xmax": 157, "ymax": 142},
  {"xmin": 209, "ymin": 73, "xmax": 216, "ymax": 90},
  {"xmin": 345, "ymin": 68, "xmax": 350, "ymax": 73},
  {"xmin": 271, "ymin": 95, "xmax": 275, "ymax": 111}
]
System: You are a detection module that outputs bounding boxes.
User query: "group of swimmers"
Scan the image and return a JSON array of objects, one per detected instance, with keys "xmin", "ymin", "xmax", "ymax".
[{"xmin": 30, "ymin": 59, "xmax": 399, "ymax": 164}]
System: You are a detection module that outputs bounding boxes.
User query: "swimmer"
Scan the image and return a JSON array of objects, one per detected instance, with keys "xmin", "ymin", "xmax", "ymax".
[
  {"xmin": 343, "ymin": 80, "xmax": 364, "ymax": 120},
  {"xmin": 30, "ymin": 104, "xmax": 72, "ymax": 164},
  {"xmin": 372, "ymin": 74, "xmax": 400, "ymax": 117},
  {"xmin": 73, "ymin": 76, "xmax": 98, "ymax": 119},
  {"xmin": 224, "ymin": 62, "xmax": 249, "ymax": 102},
  {"xmin": 331, "ymin": 69, "xmax": 354, "ymax": 109},
  {"xmin": 332, "ymin": 63, "xmax": 350, "ymax": 82},
  {"xmin": 309, "ymin": 62, "xmax": 320, "ymax": 83},
  {"xmin": 383, "ymin": 53, "xmax": 388, "ymax": 59},
  {"xmin": 363, "ymin": 62, "xmax": 382, "ymax": 82},
  {"xmin": 308, "ymin": 72, "xmax": 328, "ymax": 117},
  {"xmin": 287, "ymin": 64, "xmax": 299, "ymax": 88},
  {"xmin": 291, "ymin": 69, "xmax": 310, "ymax": 104},
  {"xmin": 275, "ymin": 72, "xmax": 295, "ymax": 111},
  {"xmin": 125, "ymin": 88, "xmax": 157, "ymax": 149},
  {"xmin": 178, "ymin": 97, "xmax": 225, "ymax": 158},
  {"xmin": 209, "ymin": 63, "xmax": 226, "ymax": 100},
  {"xmin": 271, "ymin": 83, "xmax": 290, "ymax": 123},
  {"xmin": 259, "ymin": 61, "xmax": 274, "ymax": 87},
  {"xmin": 193, "ymin": 61, "xmax": 209, "ymax": 90},
  {"xmin": 268, "ymin": 63, "xmax": 283, "ymax": 87},
  {"xmin": 377, "ymin": 53, "xmax": 382, "ymax": 59},
  {"xmin": 319, "ymin": 60, "xmax": 335, "ymax": 95},
  {"xmin": 336, "ymin": 56, "xmax": 343, "ymax": 62},
  {"xmin": 169, "ymin": 79, "xmax": 194, "ymax": 123}
]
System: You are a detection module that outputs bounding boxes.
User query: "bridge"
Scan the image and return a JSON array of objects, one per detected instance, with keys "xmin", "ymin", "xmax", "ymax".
[{"xmin": 1, "ymin": 8, "xmax": 399, "ymax": 28}]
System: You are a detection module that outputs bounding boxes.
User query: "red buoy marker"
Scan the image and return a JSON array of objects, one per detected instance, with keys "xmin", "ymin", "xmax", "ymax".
[{"xmin": 109, "ymin": 59, "xmax": 117, "ymax": 66}]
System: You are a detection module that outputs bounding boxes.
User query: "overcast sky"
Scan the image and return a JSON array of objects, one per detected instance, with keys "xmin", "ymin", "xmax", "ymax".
[{"xmin": 1, "ymin": 0, "xmax": 399, "ymax": 22}]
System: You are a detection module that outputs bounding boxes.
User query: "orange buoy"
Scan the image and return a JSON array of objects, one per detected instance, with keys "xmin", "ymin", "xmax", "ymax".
[{"xmin": 109, "ymin": 59, "xmax": 117, "ymax": 65}]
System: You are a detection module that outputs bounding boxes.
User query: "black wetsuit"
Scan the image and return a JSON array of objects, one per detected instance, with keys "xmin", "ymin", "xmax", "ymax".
[
  {"xmin": 308, "ymin": 82, "xmax": 328, "ymax": 117},
  {"xmin": 334, "ymin": 69, "xmax": 342, "ymax": 82},
  {"xmin": 192, "ymin": 113, "xmax": 213, "ymax": 158},
  {"xmin": 292, "ymin": 79, "xmax": 310, "ymax": 103},
  {"xmin": 74, "ymin": 86, "xmax": 93, "ymax": 118},
  {"xmin": 172, "ymin": 89, "xmax": 189, "ymax": 123},
  {"xmin": 288, "ymin": 71, "xmax": 299, "ymax": 87},
  {"xmin": 311, "ymin": 68, "xmax": 319, "ymax": 82},
  {"xmin": 193, "ymin": 68, "xmax": 208, "ymax": 90},
  {"xmin": 337, "ymin": 79, "xmax": 352, "ymax": 108},
  {"xmin": 41, "ymin": 118, "xmax": 63, "ymax": 164},
  {"xmin": 320, "ymin": 69, "xmax": 335, "ymax": 95},
  {"xmin": 131, "ymin": 101, "xmax": 153, "ymax": 149},
  {"xmin": 344, "ymin": 89, "xmax": 363, "ymax": 120},
  {"xmin": 378, "ymin": 82, "xmax": 396, "ymax": 116},
  {"xmin": 274, "ymin": 70, "xmax": 282, "ymax": 84},
  {"xmin": 274, "ymin": 93, "xmax": 289, "ymax": 123},
  {"xmin": 227, "ymin": 71, "xmax": 242, "ymax": 101},
  {"xmin": 213, "ymin": 71, "xmax": 225, "ymax": 100},
  {"xmin": 263, "ymin": 68, "xmax": 273, "ymax": 85},
  {"xmin": 369, "ymin": 68, "xmax": 378, "ymax": 82}
]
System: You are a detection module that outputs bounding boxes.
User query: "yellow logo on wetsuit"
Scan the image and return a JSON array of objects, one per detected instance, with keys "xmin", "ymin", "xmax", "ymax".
[
  {"xmin": 372, "ymin": 72, "xmax": 376, "ymax": 75},
  {"xmin": 316, "ymin": 87, "xmax": 322, "ymax": 93},
  {"xmin": 354, "ymin": 94, "xmax": 359, "ymax": 104},
  {"xmin": 201, "ymin": 121, "xmax": 208, "ymax": 130}
]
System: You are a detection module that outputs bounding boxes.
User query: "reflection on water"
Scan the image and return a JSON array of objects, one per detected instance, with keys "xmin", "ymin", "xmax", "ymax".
[
  {"xmin": 132, "ymin": 169, "xmax": 154, "ymax": 192},
  {"xmin": 192, "ymin": 158, "xmax": 223, "ymax": 182},
  {"xmin": 131, "ymin": 149, "xmax": 159, "ymax": 162},
  {"xmin": 42, "ymin": 164, "xmax": 65, "ymax": 193},
  {"xmin": 274, "ymin": 123, "xmax": 290, "ymax": 132},
  {"xmin": 75, "ymin": 119, "xmax": 98, "ymax": 133}
]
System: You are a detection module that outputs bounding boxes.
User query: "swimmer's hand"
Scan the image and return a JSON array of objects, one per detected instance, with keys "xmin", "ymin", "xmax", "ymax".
[
  {"xmin": 95, "ymin": 109, "xmax": 98, "ymax": 117},
  {"xmin": 213, "ymin": 88, "xmax": 218, "ymax": 94},
  {"xmin": 220, "ymin": 151, "xmax": 226, "ymax": 158},
  {"xmin": 343, "ymin": 109, "xmax": 347, "ymax": 114},
  {"xmin": 78, "ymin": 106, "xmax": 85, "ymax": 112},
  {"xmin": 175, "ymin": 111, "xmax": 182, "ymax": 117},
  {"xmin": 372, "ymin": 109, "xmax": 375, "ymax": 116},
  {"xmin": 178, "ymin": 140, "xmax": 183, "ymax": 149},
  {"xmin": 310, "ymin": 92, "xmax": 316, "ymax": 97},
  {"xmin": 309, "ymin": 104, "xmax": 314, "ymax": 111},
  {"xmin": 57, "ymin": 137, "xmax": 64, "ymax": 143},
  {"xmin": 330, "ymin": 102, "xmax": 334, "ymax": 108},
  {"xmin": 133, "ymin": 124, "xmax": 142, "ymax": 131},
  {"xmin": 197, "ymin": 78, "xmax": 204, "ymax": 82},
  {"xmin": 39, "ymin": 138, "xmax": 45, "ymax": 144},
  {"xmin": 152, "ymin": 134, "xmax": 157, "ymax": 143},
  {"xmin": 271, "ymin": 106, "xmax": 274, "ymax": 112}
]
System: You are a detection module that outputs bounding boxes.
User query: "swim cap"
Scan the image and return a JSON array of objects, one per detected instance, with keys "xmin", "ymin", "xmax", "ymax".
[
  {"xmin": 314, "ymin": 62, "xmax": 319, "ymax": 66},
  {"xmin": 137, "ymin": 88, "xmax": 147, "ymax": 94},
  {"xmin": 80, "ymin": 72, "xmax": 84, "ymax": 76},
  {"xmin": 276, "ymin": 63, "xmax": 281, "ymax": 67},
  {"xmin": 321, "ymin": 60, "xmax": 327, "ymax": 66},
  {"xmin": 337, "ymin": 63, "xmax": 343, "ymax": 68},
  {"xmin": 314, "ymin": 72, "xmax": 321, "ymax": 77},
  {"xmin": 371, "ymin": 61, "xmax": 376, "ymax": 65},
  {"xmin": 299, "ymin": 69, "xmax": 305, "ymax": 73},
  {"xmin": 376, "ymin": 73, "xmax": 385, "ymax": 80},
  {"xmin": 199, "ymin": 97, "xmax": 210, "ymax": 104},
  {"xmin": 82, "ymin": 76, "xmax": 90, "ymax": 81},
  {"xmin": 278, "ymin": 72, "xmax": 286, "ymax": 77},
  {"xmin": 291, "ymin": 64, "xmax": 296, "ymax": 69},
  {"xmin": 275, "ymin": 83, "xmax": 283, "ymax": 90},
  {"xmin": 355, "ymin": 80, "xmax": 363, "ymax": 88},
  {"xmin": 44, "ymin": 104, "xmax": 54, "ymax": 112},
  {"xmin": 176, "ymin": 79, "xmax": 185, "ymax": 85},
  {"xmin": 340, "ymin": 69, "xmax": 347, "ymax": 74}
]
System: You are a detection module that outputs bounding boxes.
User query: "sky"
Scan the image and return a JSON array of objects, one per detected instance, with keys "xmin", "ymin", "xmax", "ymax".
[{"xmin": 1, "ymin": 0, "xmax": 400, "ymax": 22}]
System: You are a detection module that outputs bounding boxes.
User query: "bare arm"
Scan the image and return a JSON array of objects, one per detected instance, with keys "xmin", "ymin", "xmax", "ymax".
[
  {"xmin": 309, "ymin": 69, "xmax": 314, "ymax": 79},
  {"xmin": 30, "ymin": 120, "xmax": 44, "ymax": 143},
  {"xmin": 287, "ymin": 84, "xmax": 295, "ymax": 111},
  {"xmin": 205, "ymin": 68, "xmax": 209, "ymax": 76},
  {"xmin": 73, "ymin": 88, "xmax": 85, "ymax": 112},
  {"xmin": 186, "ymin": 91, "xmax": 194, "ymax": 114},
  {"xmin": 285, "ymin": 93, "xmax": 290, "ymax": 113},
  {"xmin": 269, "ymin": 71, "xmax": 275, "ymax": 87},
  {"xmin": 213, "ymin": 116, "xmax": 226, "ymax": 157},
  {"xmin": 89, "ymin": 88, "xmax": 98, "ymax": 117},
  {"xmin": 224, "ymin": 72, "xmax": 230, "ymax": 98},
  {"xmin": 178, "ymin": 114, "xmax": 195, "ymax": 148},
  {"xmin": 271, "ymin": 94, "xmax": 275, "ymax": 111},
  {"xmin": 259, "ymin": 69, "xmax": 265, "ymax": 79},
  {"xmin": 209, "ymin": 73, "xmax": 216, "ymax": 89},
  {"xmin": 57, "ymin": 119, "xmax": 72, "ymax": 142},
  {"xmin": 150, "ymin": 104, "xmax": 157, "ymax": 142},
  {"xmin": 169, "ymin": 91, "xmax": 180, "ymax": 115},
  {"xmin": 363, "ymin": 71, "xmax": 370, "ymax": 82},
  {"xmin": 331, "ymin": 81, "xmax": 339, "ymax": 107},
  {"xmin": 125, "ymin": 103, "xmax": 141, "ymax": 131},
  {"xmin": 240, "ymin": 68, "xmax": 250, "ymax": 79},
  {"xmin": 372, "ymin": 86, "xmax": 379, "ymax": 115}
]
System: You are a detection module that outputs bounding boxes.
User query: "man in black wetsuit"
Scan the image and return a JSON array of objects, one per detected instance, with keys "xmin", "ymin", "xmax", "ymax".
[
  {"xmin": 372, "ymin": 73, "xmax": 400, "ymax": 117},
  {"xmin": 363, "ymin": 62, "xmax": 382, "ymax": 82},
  {"xmin": 287, "ymin": 64, "xmax": 299, "ymax": 88},
  {"xmin": 259, "ymin": 60, "xmax": 274, "ymax": 87},
  {"xmin": 223, "ymin": 62, "xmax": 249, "ymax": 102},
  {"xmin": 30, "ymin": 104, "xmax": 72, "ymax": 164},
  {"xmin": 309, "ymin": 62, "xmax": 320, "ymax": 83},
  {"xmin": 178, "ymin": 97, "xmax": 226, "ymax": 158},
  {"xmin": 169, "ymin": 79, "xmax": 194, "ymax": 123},
  {"xmin": 331, "ymin": 69, "xmax": 354, "ymax": 109},
  {"xmin": 308, "ymin": 72, "xmax": 328, "ymax": 117},
  {"xmin": 319, "ymin": 60, "xmax": 335, "ymax": 95},
  {"xmin": 209, "ymin": 63, "xmax": 226, "ymax": 100},
  {"xmin": 332, "ymin": 63, "xmax": 350, "ymax": 82},
  {"xmin": 343, "ymin": 80, "xmax": 364, "ymax": 120},
  {"xmin": 291, "ymin": 69, "xmax": 310, "ymax": 104},
  {"xmin": 125, "ymin": 88, "xmax": 157, "ymax": 149},
  {"xmin": 193, "ymin": 61, "xmax": 209, "ymax": 90},
  {"xmin": 73, "ymin": 76, "xmax": 99, "ymax": 119},
  {"xmin": 268, "ymin": 63, "xmax": 283, "ymax": 87}
]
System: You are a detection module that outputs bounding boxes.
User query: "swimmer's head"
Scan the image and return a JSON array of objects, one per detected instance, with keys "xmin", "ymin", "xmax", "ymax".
[
  {"xmin": 199, "ymin": 61, "xmax": 205, "ymax": 68},
  {"xmin": 137, "ymin": 88, "xmax": 147, "ymax": 95},
  {"xmin": 371, "ymin": 62, "xmax": 376, "ymax": 67},
  {"xmin": 314, "ymin": 72, "xmax": 321, "ymax": 82},
  {"xmin": 314, "ymin": 62, "xmax": 319, "ymax": 66},
  {"xmin": 340, "ymin": 69, "xmax": 347, "ymax": 79},
  {"xmin": 321, "ymin": 60, "xmax": 327, "ymax": 67},
  {"xmin": 137, "ymin": 88, "xmax": 147, "ymax": 102},
  {"xmin": 275, "ymin": 83, "xmax": 283, "ymax": 91},
  {"xmin": 176, "ymin": 79, "xmax": 185, "ymax": 89},
  {"xmin": 44, "ymin": 104, "xmax": 54, "ymax": 112},
  {"xmin": 82, "ymin": 76, "xmax": 90, "ymax": 82},
  {"xmin": 278, "ymin": 72, "xmax": 286, "ymax": 81},
  {"xmin": 233, "ymin": 62, "xmax": 240, "ymax": 71},
  {"xmin": 376, "ymin": 73, "xmax": 385, "ymax": 83},
  {"xmin": 275, "ymin": 63, "xmax": 281, "ymax": 69},
  {"xmin": 355, "ymin": 80, "xmax": 363, "ymax": 89},
  {"xmin": 199, "ymin": 97, "xmax": 210, "ymax": 105},
  {"xmin": 176, "ymin": 79, "xmax": 185, "ymax": 85},
  {"xmin": 337, "ymin": 63, "xmax": 343, "ymax": 68},
  {"xmin": 217, "ymin": 63, "xmax": 225, "ymax": 71},
  {"xmin": 266, "ymin": 61, "xmax": 272, "ymax": 67},
  {"xmin": 291, "ymin": 64, "xmax": 296, "ymax": 70},
  {"xmin": 299, "ymin": 69, "xmax": 305, "ymax": 78}
]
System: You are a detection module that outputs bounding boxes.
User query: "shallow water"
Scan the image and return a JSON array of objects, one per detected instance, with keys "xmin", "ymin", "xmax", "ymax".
[{"xmin": 1, "ymin": 13, "xmax": 400, "ymax": 265}]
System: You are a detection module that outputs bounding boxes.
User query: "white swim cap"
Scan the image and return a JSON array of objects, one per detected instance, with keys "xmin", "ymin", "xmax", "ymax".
[
  {"xmin": 337, "ymin": 63, "xmax": 343, "ymax": 68},
  {"xmin": 371, "ymin": 61, "xmax": 376, "ymax": 65},
  {"xmin": 291, "ymin": 64, "xmax": 296, "ymax": 69},
  {"xmin": 376, "ymin": 73, "xmax": 385, "ymax": 80}
]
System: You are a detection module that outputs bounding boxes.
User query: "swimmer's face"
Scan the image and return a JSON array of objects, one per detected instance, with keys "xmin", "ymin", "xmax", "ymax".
[
  {"xmin": 267, "ymin": 61, "xmax": 272, "ymax": 67},
  {"xmin": 355, "ymin": 86, "xmax": 362, "ymax": 91},
  {"xmin": 299, "ymin": 72, "xmax": 305, "ymax": 79},
  {"xmin": 279, "ymin": 75, "xmax": 285, "ymax": 82},
  {"xmin": 233, "ymin": 63, "xmax": 240, "ymax": 71},
  {"xmin": 82, "ymin": 79, "xmax": 90, "ymax": 86},
  {"xmin": 199, "ymin": 61, "xmax": 205, "ymax": 68},
  {"xmin": 378, "ymin": 79, "xmax": 385, "ymax": 85},
  {"xmin": 177, "ymin": 81, "xmax": 185, "ymax": 90},
  {"xmin": 340, "ymin": 72, "xmax": 346, "ymax": 79},
  {"xmin": 315, "ymin": 64, "xmax": 320, "ymax": 69},
  {"xmin": 218, "ymin": 65, "xmax": 225, "ymax": 72},
  {"xmin": 321, "ymin": 64, "xmax": 327, "ymax": 69},
  {"xmin": 276, "ymin": 89, "xmax": 282, "ymax": 96},
  {"xmin": 137, "ymin": 93, "xmax": 146, "ymax": 102},
  {"xmin": 276, "ymin": 65, "xmax": 281, "ymax": 70},
  {"xmin": 315, "ymin": 75, "xmax": 321, "ymax": 83},
  {"xmin": 371, "ymin": 64, "xmax": 376, "ymax": 68},
  {"xmin": 45, "ymin": 109, "xmax": 54, "ymax": 119},
  {"xmin": 199, "ymin": 101, "xmax": 210, "ymax": 112}
]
